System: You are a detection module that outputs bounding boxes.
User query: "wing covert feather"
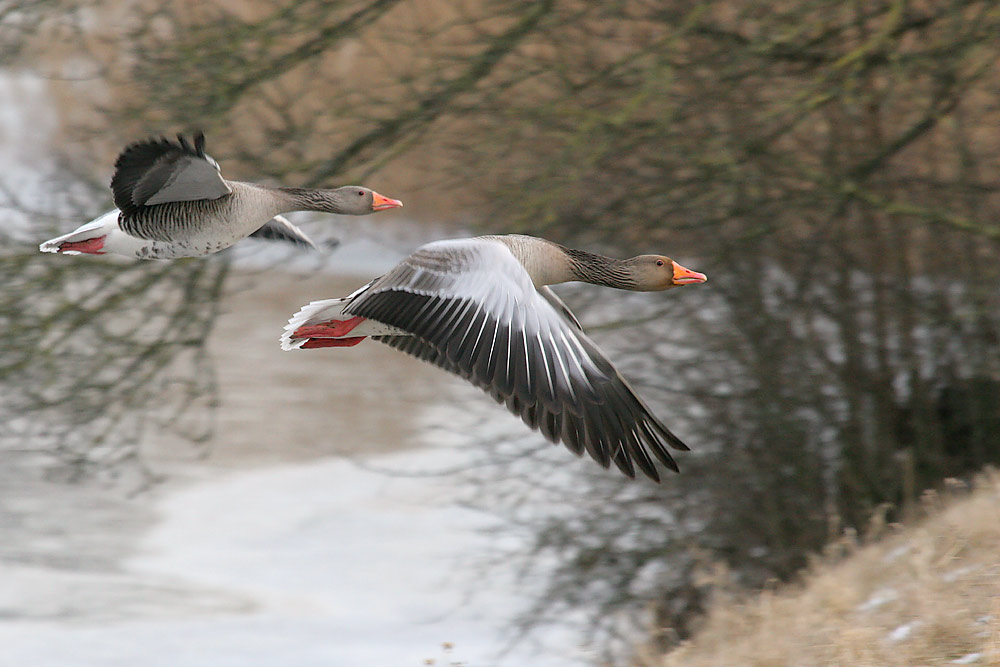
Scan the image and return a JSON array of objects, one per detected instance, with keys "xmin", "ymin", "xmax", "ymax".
[{"xmin": 111, "ymin": 133, "xmax": 232, "ymax": 216}]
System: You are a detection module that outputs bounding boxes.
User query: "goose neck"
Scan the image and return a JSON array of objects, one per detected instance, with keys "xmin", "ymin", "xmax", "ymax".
[
  {"xmin": 564, "ymin": 247, "xmax": 638, "ymax": 290},
  {"xmin": 276, "ymin": 187, "xmax": 345, "ymax": 214}
]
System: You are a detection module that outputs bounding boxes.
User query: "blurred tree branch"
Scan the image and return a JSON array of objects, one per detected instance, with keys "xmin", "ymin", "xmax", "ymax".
[
  {"xmin": 7, "ymin": 0, "xmax": 999, "ymax": 657},
  {"xmin": 306, "ymin": 0, "xmax": 556, "ymax": 184}
]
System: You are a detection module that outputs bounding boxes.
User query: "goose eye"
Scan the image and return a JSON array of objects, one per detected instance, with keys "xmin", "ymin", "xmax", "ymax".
[
  {"xmin": 357, "ymin": 190, "xmax": 365, "ymax": 197},
  {"xmin": 656, "ymin": 259, "xmax": 664, "ymax": 267}
]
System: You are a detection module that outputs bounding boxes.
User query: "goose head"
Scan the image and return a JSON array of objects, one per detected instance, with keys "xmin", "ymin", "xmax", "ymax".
[
  {"xmin": 330, "ymin": 186, "xmax": 403, "ymax": 214},
  {"xmin": 627, "ymin": 255, "xmax": 708, "ymax": 291}
]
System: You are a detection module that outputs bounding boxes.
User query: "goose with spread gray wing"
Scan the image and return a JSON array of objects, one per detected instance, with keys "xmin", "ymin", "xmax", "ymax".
[
  {"xmin": 40, "ymin": 133, "xmax": 402, "ymax": 259},
  {"xmin": 280, "ymin": 234, "xmax": 707, "ymax": 481}
]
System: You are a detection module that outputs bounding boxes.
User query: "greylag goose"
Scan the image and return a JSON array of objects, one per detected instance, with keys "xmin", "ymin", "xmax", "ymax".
[
  {"xmin": 280, "ymin": 234, "xmax": 707, "ymax": 481},
  {"xmin": 39, "ymin": 133, "xmax": 402, "ymax": 259}
]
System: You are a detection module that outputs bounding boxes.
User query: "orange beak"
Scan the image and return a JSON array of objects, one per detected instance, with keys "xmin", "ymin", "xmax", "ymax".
[
  {"xmin": 371, "ymin": 191, "xmax": 403, "ymax": 211},
  {"xmin": 671, "ymin": 261, "xmax": 707, "ymax": 285}
]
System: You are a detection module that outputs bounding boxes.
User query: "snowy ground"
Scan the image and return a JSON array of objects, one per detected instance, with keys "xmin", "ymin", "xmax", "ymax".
[{"xmin": 0, "ymin": 448, "xmax": 584, "ymax": 667}]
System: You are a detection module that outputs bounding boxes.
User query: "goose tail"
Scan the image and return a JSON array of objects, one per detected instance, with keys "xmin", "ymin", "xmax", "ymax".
[
  {"xmin": 40, "ymin": 226, "xmax": 102, "ymax": 254},
  {"xmin": 280, "ymin": 298, "xmax": 351, "ymax": 350},
  {"xmin": 39, "ymin": 211, "xmax": 117, "ymax": 255},
  {"xmin": 39, "ymin": 235, "xmax": 65, "ymax": 254}
]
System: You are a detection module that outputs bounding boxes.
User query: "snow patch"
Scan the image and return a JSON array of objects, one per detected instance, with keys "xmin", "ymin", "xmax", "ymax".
[
  {"xmin": 858, "ymin": 587, "xmax": 898, "ymax": 612},
  {"xmin": 886, "ymin": 621, "xmax": 919, "ymax": 643},
  {"xmin": 116, "ymin": 448, "xmax": 582, "ymax": 666},
  {"xmin": 881, "ymin": 544, "xmax": 912, "ymax": 564}
]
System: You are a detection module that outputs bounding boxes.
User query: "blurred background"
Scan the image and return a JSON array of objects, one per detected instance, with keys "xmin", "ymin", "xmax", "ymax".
[{"xmin": 1, "ymin": 1, "xmax": 999, "ymax": 665}]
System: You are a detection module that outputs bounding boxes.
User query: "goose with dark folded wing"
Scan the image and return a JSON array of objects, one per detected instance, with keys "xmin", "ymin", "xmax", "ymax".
[
  {"xmin": 40, "ymin": 133, "xmax": 402, "ymax": 259},
  {"xmin": 280, "ymin": 234, "xmax": 707, "ymax": 482}
]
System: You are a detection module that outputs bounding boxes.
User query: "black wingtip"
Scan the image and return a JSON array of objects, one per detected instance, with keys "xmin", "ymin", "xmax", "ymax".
[
  {"xmin": 658, "ymin": 454, "xmax": 680, "ymax": 474},
  {"xmin": 668, "ymin": 433, "xmax": 691, "ymax": 452},
  {"xmin": 612, "ymin": 448, "xmax": 637, "ymax": 479},
  {"xmin": 650, "ymin": 417, "xmax": 691, "ymax": 452},
  {"xmin": 193, "ymin": 131, "xmax": 206, "ymax": 156}
]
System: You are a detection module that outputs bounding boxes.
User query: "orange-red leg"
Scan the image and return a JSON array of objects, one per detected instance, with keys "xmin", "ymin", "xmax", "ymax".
[
  {"xmin": 301, "ymin": 336, "xmax": 367, "ymax": 349},
  {"xmin": 293, "ymin": 315, "xmax": 366, "ymax": 339},
  {"xmin": 58, "ymin": 236, "xmax": 107, "ymax": 254}
]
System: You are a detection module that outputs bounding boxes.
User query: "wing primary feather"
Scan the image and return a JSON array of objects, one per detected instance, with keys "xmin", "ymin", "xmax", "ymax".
[
  {"xmin": 436, "ymin": 299, "xmax": 476, "ymax": 346},
  {"xmin": 612, "ymin": 447, "xmax": 636, "ymax": 479},
  {"xmin": 510, "ymin": 328, "xmax": 534, "ymax": 403},
  {"xmin": 648, "ymin": 415, "xmax": 691, "ymax": 452},
  {"xmin": 581, "ymin": 408, "xmax": 612, "ymax": 469},
  {"xmin": 546, "ymin": 331, "xmax": 581, "ymax": 415},
  {"xmin": 454, "ymin": 308, "xmax": 489, "ymax": 369},
  {"xmin": 360, "ymin": 292, "xmax": 394, "ymax": 324},
  {"xmin": 557, "ymin": 329, "xmax": 598, "ymax": 397},
  {"xmin": 490, "ymin": 322, "xmax": 513, "ymax": 396},
  {"xmin": 473, "ymin": 317, "xmax": 501, "ymax": 388},
  {"xmin": 387, "ymin": 291, "xmax": 426, "ymax": 329},
  {"xmin": 536, "ymin": 407, "xmax": 559, "ymax": 442},
  {"xmin": 561, "ymin": 414, "xmax": 585, "ymax": 456},
  {"xmin": 623, "ymin": 426, "xmax": 660, "ymax": 482},
  {"xmin": 505, "ymin": 393, "xmax": 522, "ymax": 417},
  {"xmin": 521, "ymin": 402, "xmax": 538, "ymax": 430},
  {"xmin": 410, "ymin": 296, "xmax": 451, "ymax": 338},
  {"xmin": 637, "ymin": 420, "xmax": 680, "ymax": 472},
  {"xmin": 533, "ymin": 332, "xmax": 559, "ymax": 409},
  {"xmin": 600, "ymin": 376, "xmax": 669, "ymax": 481}
]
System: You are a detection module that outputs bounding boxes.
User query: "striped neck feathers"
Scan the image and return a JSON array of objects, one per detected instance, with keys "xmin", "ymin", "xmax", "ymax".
[
  {"xmin": 562, "ymin": 247, "xmax": 639, "ymax": 290},
  {"xmin": 276, "ymin": 187, "xmax": 372, "ymax": 215},
  {"xmin": 278, "ymin": 187, "xmax": 345, "ymax": 213}
]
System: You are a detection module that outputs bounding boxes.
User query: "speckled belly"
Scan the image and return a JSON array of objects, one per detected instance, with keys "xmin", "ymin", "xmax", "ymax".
[{"xmin": 135, "ymin": 238, "xmax": 240, "ymax": 259}]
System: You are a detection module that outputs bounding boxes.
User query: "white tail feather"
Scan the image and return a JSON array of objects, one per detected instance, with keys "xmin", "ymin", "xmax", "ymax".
[
  {"xmin": 280, "ymin": 298, "xmax": 350, "ymax": 350},
  {"xmin": 39, "ymin": 211, "xmax": 118, "ymax": 254},
  {"xmin": 39, "ymin": 226, "xmax": 99, "ymax": 254},
  {"xmin": 39, "ymin": 238, "xmax": 63, "ymax": 254}
]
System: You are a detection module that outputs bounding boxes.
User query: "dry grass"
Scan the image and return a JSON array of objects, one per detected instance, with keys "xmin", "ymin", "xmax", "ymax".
[{"xmin": 640, "ymin": 471, "xmax": 1000, "ymax": 667}]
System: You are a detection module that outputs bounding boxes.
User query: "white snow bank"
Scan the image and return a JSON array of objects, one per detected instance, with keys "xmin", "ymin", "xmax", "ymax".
[{"xmin": 0, "ymin": 448, "xmax": 585, "ymax": 667}]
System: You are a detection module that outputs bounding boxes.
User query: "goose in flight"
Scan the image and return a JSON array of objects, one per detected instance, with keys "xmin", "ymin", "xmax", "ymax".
[
  {"xmin": 40, "ymin": 133, "xmax": 402, "ymax": 259},
  {"xmin": 281, "ymin": 234, "xmax": 707, "ymax": 481}
]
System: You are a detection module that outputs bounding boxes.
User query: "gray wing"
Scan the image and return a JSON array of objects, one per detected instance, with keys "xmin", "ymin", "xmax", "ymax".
[
  {"xmin": 111, "ymin": 133, "xmax": 232, "ymax": 216},
  {"xmin": 538, "ymin": 285, "xmax": 583, "ymax": 331},
  {"xmin": 346, "ymin": 238, "xmax": 689, "ymax": 482},
  {"xmin": 249, "ymin": 215, "xmax": 318, "ymax": 249}
]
